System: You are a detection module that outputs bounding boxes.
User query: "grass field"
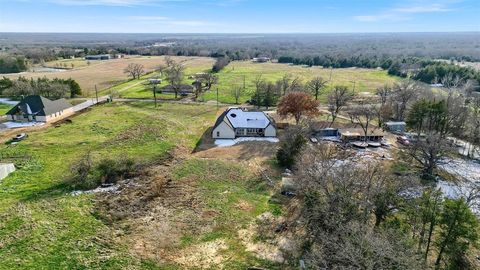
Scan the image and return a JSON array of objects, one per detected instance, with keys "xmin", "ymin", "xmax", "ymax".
[
  {"xmin": 103, "ymin": 61, "xmax": 213, "ymax": 99},
  {"xmin": 4, "ymin": 56, "xmax": 215, "ymax": 97},
  {"xmin": 117, "ymin": 60, "xmax": 400, "ymax": 104},
  {"xmin": 0, "ymin": 103, "xmax": 214, "ymax": 269},
  {"xmin": 43, "ymin": 58, "xmax": 97, "ymax": 69},
  {"xmin": 0, "ymin": 102, "xmax": 283, "ymax": 269},
  {"xmin": 0, "ymin": 103, "xmax": 12, "ymax": 115}
]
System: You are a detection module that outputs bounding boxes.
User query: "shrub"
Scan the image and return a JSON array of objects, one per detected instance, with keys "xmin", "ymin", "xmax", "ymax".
[
  {"xmin": 69, "ymin": 154, "xmax": 140, "ymax": 190},
  {"xmin": 276, "ymin": 126, "xmax": 307, "ymax": 168}
]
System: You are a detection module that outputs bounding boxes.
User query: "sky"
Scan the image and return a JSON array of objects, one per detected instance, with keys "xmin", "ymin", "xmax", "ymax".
[{"xmin": 0, "ymin": 0, "xmax": 479, "ymax": 33}]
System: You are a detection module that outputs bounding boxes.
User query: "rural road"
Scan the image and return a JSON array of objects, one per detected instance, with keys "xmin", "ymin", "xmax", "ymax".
[{"xmin": 72, "ymin": 96, "xmax": 109, "ymax": 112}]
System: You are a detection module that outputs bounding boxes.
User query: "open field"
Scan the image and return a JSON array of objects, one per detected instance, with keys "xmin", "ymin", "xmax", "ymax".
[
  {"xmin": 118, "ymin": 60, "xmax": 400, "ymax": 104},
  {"xmin": 0, "ymin": 102, "xmax": 285, "ymax": 269},
  {"xmin": 102, "ymin": 61, "xmax": 213, "ymax": 99},
  {"xmin": 4, "ymin": 56, "xmax": 215, "ymax": 97}
]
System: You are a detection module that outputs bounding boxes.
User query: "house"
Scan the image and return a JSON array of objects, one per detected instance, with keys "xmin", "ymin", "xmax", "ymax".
[
  {"xmin": 385, "ymin": 121, "xmax": 406, "ymax": 134},
  {"xmin": 212, "ymin": 107, "xmax": 276, "ymax": 139},
  {"xmin": 85, "ymin": 54, "xmax": 110, "ymax": 60},
  {"xmin": 339, "ymin": 128, "xmax": 385, "ymax": 143},
  {"xmin": 6, "ymin": 95, "xmax": 74, "ymax": 123}
]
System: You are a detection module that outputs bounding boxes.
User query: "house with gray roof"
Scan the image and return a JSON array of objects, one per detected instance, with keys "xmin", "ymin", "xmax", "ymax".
[
  {"xmin": 212, "ymin": 107, "xmax": 276, "ymax": 139},
  {"xmin": 6, "ymin": 95, "xmax": 74, "ymax": 123}
]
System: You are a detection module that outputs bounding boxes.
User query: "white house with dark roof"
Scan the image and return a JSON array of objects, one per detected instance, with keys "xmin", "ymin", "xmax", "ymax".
[
  {"xmin": 6, "ymin": 95, "xmax": 74, "ymax": 123},
  {"xmin": 212, "ymin": 107, "xmax": 276, "ymax": 139}
]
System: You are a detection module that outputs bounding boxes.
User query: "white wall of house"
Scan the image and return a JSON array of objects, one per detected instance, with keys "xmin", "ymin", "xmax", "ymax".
[
  {"xmin": 7, "ymin": 107, "xmax": 74, "ymax": 123},
  {"xmin": 265, "ymin": 124, "xmax": 276, "ymax": 137},
  {"xmin": 212, "ymin": 121, "xmax": 235, "ymax": 139},
  {"xmin": 45, "ymin": 108, "xmax": 74, "ymax": 122}
]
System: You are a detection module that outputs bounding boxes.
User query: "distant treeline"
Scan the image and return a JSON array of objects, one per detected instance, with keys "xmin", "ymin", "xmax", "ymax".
[{"xmin": 278, "ymin": 55, "xmax": 480, "ymax": 85}]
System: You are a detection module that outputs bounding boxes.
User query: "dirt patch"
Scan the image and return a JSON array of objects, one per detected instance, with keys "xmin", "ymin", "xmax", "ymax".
[
  {"xmin": 93, "ymin": 148, "xmax": 217, "ymax": 265},
  {"xmin": 234, "ymin": 200, "xmax": 254, "ymax": 212},
  {"xmin": 194, "ymin": 141, "xmax": 278, "ymax": 162},
  {"xmin": 171, "ymin": 239, "xmax": 228, "ymax": 269},
  {"xmin": 237, "ymin": 213, "xmax": 294, "ymax": 264}
]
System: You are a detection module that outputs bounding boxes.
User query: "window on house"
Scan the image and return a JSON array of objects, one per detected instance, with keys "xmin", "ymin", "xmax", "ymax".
[{"xmin": 216, "ymin": 131, "xmax": 220, "ymax": 137}]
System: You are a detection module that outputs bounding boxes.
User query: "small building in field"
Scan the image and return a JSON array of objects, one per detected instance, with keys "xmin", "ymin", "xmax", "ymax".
[
  {"xmin": 212, "ymin": 107, "xmax": 276, "ymax": 139},
  {"xmin": 339, "ymin": 128, "xmax": 385, "ymax": 143},
  {"xmin": 85, "ymin": 54, "xmax": 110, "ymax": 60},
  {"xmin": 159, "ymin": 84, "xmax": 194, "ymax": 94},
  {"xmin": 385, "ymin": 121, "xmax": 406, "ymax": 134},
  {"xmin": 6, "ymin": 95, "xmax": 73, "ymax": 123},
  {"xmin": 253, "ymin": 57, "xmax": 271, "ymax": 63}
]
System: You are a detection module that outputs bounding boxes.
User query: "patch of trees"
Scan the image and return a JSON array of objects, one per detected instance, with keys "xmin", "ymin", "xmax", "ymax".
[
  {"xmin": 212, "ymin": 57, "xmax": 230, "ymax": 73},
  {"xmin": 1, "ymin": 76, "xmax": 82, "ymax": 99},
  {"xmin": 288, "ymin": 143, "xmax": 479, "ymax": 269},
  {"xmin": 0, "ymin": 55, "xmax": 28, "ymax": 74},
  {"xmin": 413, "ymin": 62, "xmax": 480, "ymax": 85}
]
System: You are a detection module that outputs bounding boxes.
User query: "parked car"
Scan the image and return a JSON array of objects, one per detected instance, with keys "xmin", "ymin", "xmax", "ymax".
[
  {"xmin": 310, "ymin": 137, "xmax": 318, "ymax": 143},
  {"xmin": 396, "ymin": 136, "xmax": 410, "ymax": 146},
  {"xmin": 12, "ymin": 133, "xmax": 28, "ymax": 142}
]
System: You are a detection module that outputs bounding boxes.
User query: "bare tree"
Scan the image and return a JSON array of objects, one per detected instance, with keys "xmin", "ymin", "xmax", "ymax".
[
  {"xmin": 327, "ymin": 85, "xmax": 354, "ymax": 126},
  {"xmin": 195, "ymin": 73, "xmax": 218, "ymax": 91},
  {"xmin": 230, "ymin": 83, "xmax": 244, "ymax": 104},
  {"xmin": 277, "ymin": 74, "xmax": 291, "ymax": 96},
  {"xmin": 307, "ymin": 76, "xmax": 327, "ymax": 100},
  {"xmin": 123, "ymin": 63, "xmax": 144, "ymax": 79},
  {"xmin": 347, "ymin": 102, "xmax": 378, "ymax": 142},
  {"xmin": 164, "ymin": 61, "xmax": 185, "ymax": 99},
  {"xmin": 390, "ymin": 80, "xmax": 421, "ymax": 121},
  {"xmin": 294, "ymin": 145, "xmax": 422, "ymax": 269},
  {"xmin": 376, "ymin": 84, "xmax": 393, "ymax": 106}
]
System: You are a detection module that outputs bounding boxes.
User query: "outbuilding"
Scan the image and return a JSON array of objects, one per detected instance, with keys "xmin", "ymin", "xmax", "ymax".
[
  {"xmin": 339, "ymin": 128, "xmax": 385, "ymax": 143},
  {"xmin": 385, "ymin": 121, "xmax": 406, "ymax": 134},
  {"xmin": 212, "ymin": 107, "xmax": 276, "ymax": 139}
]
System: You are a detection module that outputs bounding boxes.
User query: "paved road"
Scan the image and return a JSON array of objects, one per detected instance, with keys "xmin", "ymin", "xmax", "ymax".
[{"xmin": 72, "ymin": 96, "xmax": 109, "ymax": 112}]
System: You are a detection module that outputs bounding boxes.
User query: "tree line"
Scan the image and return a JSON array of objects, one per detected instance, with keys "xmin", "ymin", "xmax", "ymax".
[{"xmin": 0, "ymin": 76, "xmax": 82, "ymax": 99}]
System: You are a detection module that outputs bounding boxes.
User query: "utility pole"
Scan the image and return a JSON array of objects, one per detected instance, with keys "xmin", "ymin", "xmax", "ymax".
[
  {"xmin": 352, "ymin": 81, "xmax": 356, "ymax": 94},
  {"xmin": 153, "ymin": 85, "xmax": 157, "ymax": 108},
  {"xmin": 243, "ymin": 75, "xmax": 246, "ymax": 90},
  {"xmin": 329, "ymin": 67, "xmax": 333, "ymax": 82},
  {"xmin": 216, "ymin": 87, "xmax": 219, "ymax": 110},
  {"xmin": 95, "ymin": 84, "xmax": 99, "ymax": 104}
]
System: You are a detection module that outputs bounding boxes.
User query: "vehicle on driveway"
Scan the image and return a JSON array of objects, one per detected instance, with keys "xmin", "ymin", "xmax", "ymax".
[{"xmin": 396, "ymin": 136, "xmax": 410, "ymax": 146}]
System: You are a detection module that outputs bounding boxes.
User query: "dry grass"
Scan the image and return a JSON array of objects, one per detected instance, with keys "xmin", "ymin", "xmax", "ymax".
[{"xmin": 4, "ymin": 56, "xmax": 214, "ymax": 96}]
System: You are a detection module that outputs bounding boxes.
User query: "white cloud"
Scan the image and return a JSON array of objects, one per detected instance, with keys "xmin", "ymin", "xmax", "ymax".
[{"xmin": 354, "ymin": 2, "xmax": 456, "ymax": 22}]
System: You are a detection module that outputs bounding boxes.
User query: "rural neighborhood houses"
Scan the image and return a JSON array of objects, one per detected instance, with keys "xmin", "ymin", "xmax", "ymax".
[
  {"xmin": 212, "ymin": 107, "xmax": 276, "ymax": 139},
  {"xmin": 6, "ymin": 95, "xmax": 74, "ymax": 123}
]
